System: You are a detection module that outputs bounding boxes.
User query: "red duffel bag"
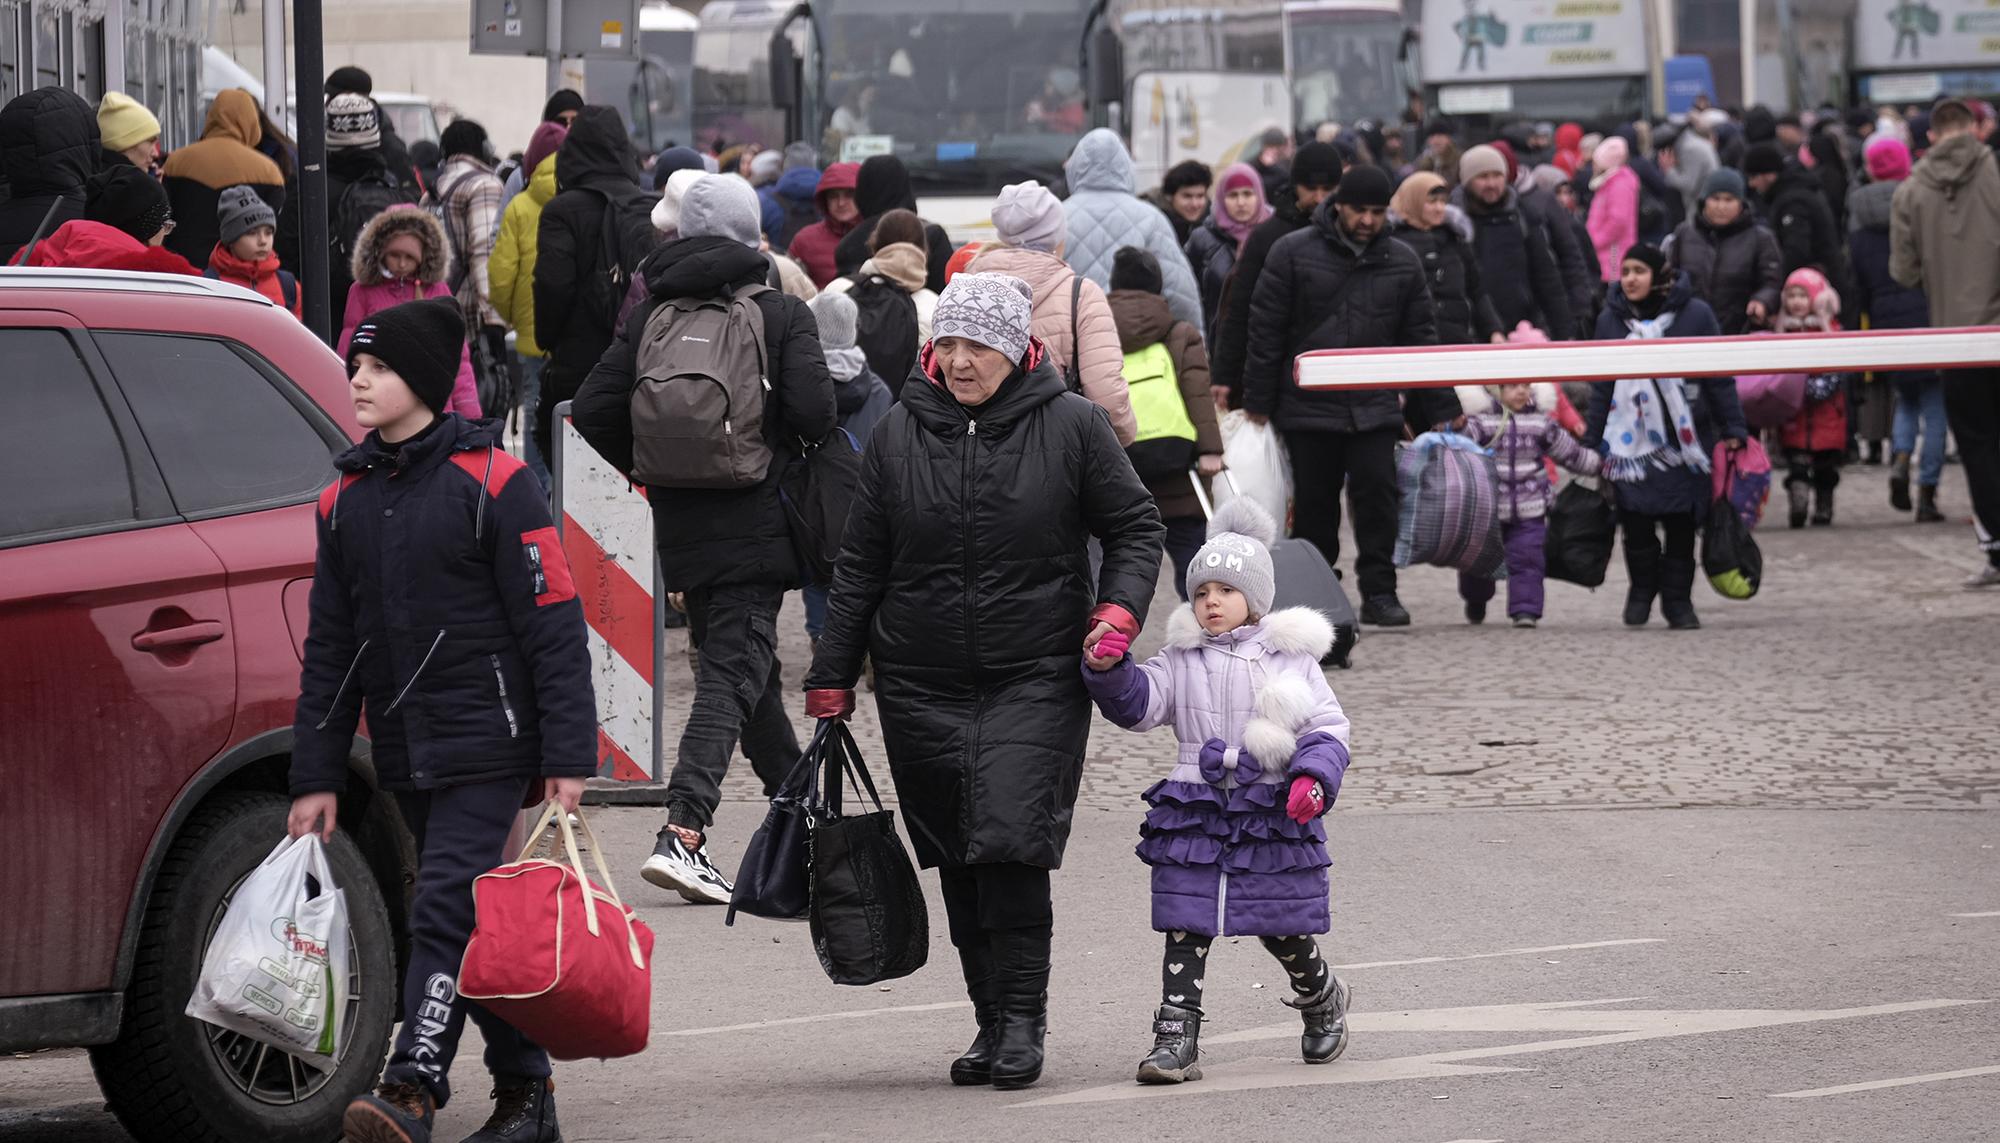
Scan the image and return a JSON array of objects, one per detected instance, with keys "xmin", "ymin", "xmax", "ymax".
[{"xmin": 459, "ymin": 804, "xmax": 654, "ymax": 1059}]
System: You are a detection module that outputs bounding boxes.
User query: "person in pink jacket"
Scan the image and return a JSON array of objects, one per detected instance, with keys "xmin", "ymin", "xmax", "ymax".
[
  {"xmin": 337, "ymin": 204, "xmax": 481, "ymax": 416},
  {"xmin": 1586, "ymin": 137, "xmax": 1639, "ymax": 283}
]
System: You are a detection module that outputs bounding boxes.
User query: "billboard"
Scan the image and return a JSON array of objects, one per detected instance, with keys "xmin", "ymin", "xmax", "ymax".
[
  {"xmin": 1420, "ymin": 0, "xmax": 1649, "ymax": 82},
  {"xmin": 1854, "ymin": 0, "xmax": 2000, "ymax": 71}
]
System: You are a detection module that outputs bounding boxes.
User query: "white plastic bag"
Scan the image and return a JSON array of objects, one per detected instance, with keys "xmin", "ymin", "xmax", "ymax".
[
  {"xmin": 1216, "ymin": 409, "xmax": 1293, "ymax": 527},
  {"xmin": 185, "ymin": 834, "xmax": 349, "ymax": 1059}
]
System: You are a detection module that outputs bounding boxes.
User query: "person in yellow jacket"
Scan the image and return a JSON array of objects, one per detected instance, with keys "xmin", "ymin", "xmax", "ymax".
[{"xmin": 491, "ymin": 122, "xmax": 565, "ymax": 487}]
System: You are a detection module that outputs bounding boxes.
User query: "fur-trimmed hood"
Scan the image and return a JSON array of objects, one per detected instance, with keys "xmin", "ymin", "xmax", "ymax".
[
  {"xmin": 1457, "ymin": 382, "xmax": 1560, "ymax": 416},
  {"xmin": 350, "ymin": 203, "xmax": 452, "ymax": 285},
  {"xmin": 1163, "ymin": 604, "xmax": 1337, "ymax": 779},
  {"xmin": 1164, "ymin": 604, "xmax": 1333, "ymax": 658}
]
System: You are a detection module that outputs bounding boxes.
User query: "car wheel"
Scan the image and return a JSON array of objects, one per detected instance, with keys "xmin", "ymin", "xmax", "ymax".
[{"xmin": 89, "ymin": 791, "xmax": 397, "ymax": 1143}]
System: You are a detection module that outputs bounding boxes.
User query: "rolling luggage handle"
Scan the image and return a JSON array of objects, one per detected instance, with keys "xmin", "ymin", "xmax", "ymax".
[
  {"xmin": 1187, "ymin": 467, "xmax": 1237, "ymax": 522},
  {"xmin": 515, "ymin": 802, "xmax": 646, "ymax": 970}
]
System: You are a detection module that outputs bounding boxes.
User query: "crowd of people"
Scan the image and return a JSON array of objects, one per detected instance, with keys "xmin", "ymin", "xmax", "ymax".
[{"xmin": 7, "ymin": 69, "xmax": 2000, "ymax": 1136}]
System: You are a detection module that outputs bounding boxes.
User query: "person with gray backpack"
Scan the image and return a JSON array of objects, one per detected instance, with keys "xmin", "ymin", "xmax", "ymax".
[{"xmin": 571, "ymin": 174, "xmax": 837, "ymax": 902}]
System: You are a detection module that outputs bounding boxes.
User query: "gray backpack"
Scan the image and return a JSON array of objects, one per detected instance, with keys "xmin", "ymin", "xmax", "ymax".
[{"xmin": 630, "ymin": 284, "xmax": 774, "ymax": 488}]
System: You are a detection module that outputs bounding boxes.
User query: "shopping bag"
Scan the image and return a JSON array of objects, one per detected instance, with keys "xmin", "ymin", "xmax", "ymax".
[
  {"xmin": 1543, "ymin": 478, "xmax": 1618, "ymax": 588},
  {"xmin": 1394, "ymin": 432, "xmax": 1507, "ymax": 577},
  {"xmin": 1216, "ymin": 410, "xmax": 1292, "ymax": 528},
  {"xmin": 1712, "ymin": 439, "xmax": 1772, "ymax": 529},
  {"xmin": 727, "ymin": 721, "xmax": 842, "ymax": 925},
  {"xmin": 1702, "ymin": 495, "xmax": 1764, "ymax": 600},
  {"xmin": 185, "ymin": 834, "xmax": 350, "ymax": 1059},
  {"xmin": 1735, "ymin": 370, "xmax": 1806, "ymax": 430},
  {"xmin": 807, "ymin": 721, "xmax": 929, "ymax": 986},
  {"xmin": 459, "ymin": 805, "xmax": 655, "ymax": 1060}
]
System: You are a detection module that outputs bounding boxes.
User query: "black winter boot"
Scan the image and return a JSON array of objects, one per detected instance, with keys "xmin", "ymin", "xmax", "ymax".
[
  {"xmin": 1659, "ymin": 557, "xmax": 1701, "ymax": 630},
  {"xmin": 1889, "ymin": 452, "xmax": 1913, "ymax": 511},
  {"xmin": 989, "ymin": 927, "xmax": 1052, "ymax": 1091},
  {"xmin": 1917, "ymin": 485, "xmax": 1945, "ymax": 523},
  {"xmin": 1811, "ymin": 485, "xmax": 1835, "ymax": 527},
  {"xmin": 1622, "ymin": 536, "xmax": 1660, "ymax": 627},
  {"xmin": 343, "ymin": 1082, "xmax": 436, "ymax": 1143},
  {"xmin": 949, "ymin": 945, "xmax": 1000, "ymax": 1086},
  {"xmin": 1786, "ymin": 480, "xmax": 1811, "ymax": 529},
  {"xmin": 1285, "ymin": 974, "xmax": 1353, "ymax": 1064},
  {"xmin": 461, "ymin": 1077, "xmax": 560, "ymax": 1143},
  {"xmin": 1135, "ymin": 1004, "xmax": 1203, "ymax": 1084}
]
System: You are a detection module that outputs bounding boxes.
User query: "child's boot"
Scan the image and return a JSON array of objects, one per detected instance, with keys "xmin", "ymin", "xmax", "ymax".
[
  {"xmin": 1811, "ymin": 485, "xmax": 1835, "ymax": 527},
  {"xmin": 463, "ymin": 1077, "xmax": 560, "ymax": 1143},
  {"xmin": 1135, "ymin": 1004, "xmax": 1204, "ymax": 1084},
  {"xmin": 1786, "ymin": 479, "xmax": 1811, "ymax": 529},
  {"xmin": 343, "ymin": 1081, "xmax": 435, "ymax": 1143},
  {"xmin": 1889, "ymin": 452, "xmax": 1912, "ymax": 510},
  {"xmin": 1917, "ymin": 485, "xmax": 1945, "ymax": 523},
  {"xmin": 1285, "ymin": 974, "xmax": 1353, "ymax": 1064}
]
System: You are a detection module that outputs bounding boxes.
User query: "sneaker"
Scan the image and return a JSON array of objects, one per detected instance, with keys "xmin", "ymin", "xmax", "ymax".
[
  {"xmin": 1360, "ymin": 594, "xmax": 1411, "ymax": 627},
  {"xmin": 641, "ymin": 828, "xmax": 733, "ymax": 904},
  {"xmin": 343, "ymin": 1082, "xmax": 435, "ymax": 1143},
  {"xmin": 1464, "ymin": 599, "xmax": 1486, "ymax": 625},
  {"xmin": 1966, "ymin": 565, "xmax": 2000, "ymax": 590},
  {"xmin": 462, "ymin": 1077, "xmax": 560, "ymax": 1143},
  {"xmin": 1511, "ymin": 615, "xmax": 1538, "ymax": 628}
]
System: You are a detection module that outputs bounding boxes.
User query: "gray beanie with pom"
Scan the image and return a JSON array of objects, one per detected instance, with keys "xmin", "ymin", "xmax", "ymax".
[{"xmin": 1186, "ymin": 496, "xmax": 1278, "ymax": 619}]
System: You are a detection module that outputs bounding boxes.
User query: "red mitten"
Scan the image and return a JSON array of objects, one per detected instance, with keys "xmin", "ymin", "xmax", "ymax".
[
  {"xmin": 1286, "ymin": 776, "xmax": 1326, "ymax": 824},
  {"xmin": 1089, "ymin": 630, "xmax": 1131, "ymax": 664},
  {"xmin": 805, "ymin": 689, "xmax": 855, "ymax": 721}
]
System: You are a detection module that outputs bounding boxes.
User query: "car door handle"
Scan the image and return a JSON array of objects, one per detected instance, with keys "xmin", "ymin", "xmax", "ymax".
[{"xmin": 132, "ymin": 621, "xmax": 226, "ymax": 652}]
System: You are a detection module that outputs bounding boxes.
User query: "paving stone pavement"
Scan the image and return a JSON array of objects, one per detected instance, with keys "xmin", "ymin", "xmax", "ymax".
[{"xmin": 644, "ymin": 465, "xmax": 1998, "ymax": 818}]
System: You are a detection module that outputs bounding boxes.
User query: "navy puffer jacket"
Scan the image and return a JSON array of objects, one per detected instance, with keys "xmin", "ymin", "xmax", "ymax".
[{"xmin": 290, "ymin": 415, "xmax": 597, "ymax": 795}]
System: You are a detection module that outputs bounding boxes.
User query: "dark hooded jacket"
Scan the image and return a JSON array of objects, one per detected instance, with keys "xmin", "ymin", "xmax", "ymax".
[
  {"xmin": 569, "ymin": 237, "xmax": 838, "ymax": 592},
  {"xmin": 1243, "ymin": 200, "xmax": 1453, "ymax": 434},
  {"xmin": 833, "ymin": 155, "xmax": 954, "ymax": 293},
  {"xmin": 160, "ymin": 89, "xmax": 286, "ymax": 270},
  {"xmin": 1518, "ymin": 183, "xmax": 1597, "ymax": 337},
  {"xmin": 1387, "ymin": 208, "xmax": 1501, "ymax": 346},
  {"xmin": 803, "ymin": 345, "xmax": 1164, "ymax": 869},
  {"xmin": 1757, "ymin": 162, "xmax": 1848, "ymax": 287},
  {"xmin": 1666, "ymin": 210, "xmax": 1782, "ymax": 334},
  {"xmin": 534, "ymin": 107, "xmax": 658, "ymax": 398},
  {"xmin": 327, "ymin": 144, "xmax": 419, "ymax": 320},
  {"xmin": 1460, "ymin": 185, "xmax": 1575, "ymax": 340},
  {"xmin": 1209, "ymin": 190, "xmax": 1315, "ymax": 404},
  {"xmin": 1847, "ymin": 179, "xmax": 1929, "ymax": 332},
  {"xmin": 0, "ymin": 87, "xmax": 99, "ymax": 265}
]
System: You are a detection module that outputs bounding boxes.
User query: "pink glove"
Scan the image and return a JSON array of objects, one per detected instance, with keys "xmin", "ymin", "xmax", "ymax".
[
  {"xmin": 1286, "ymin": 776, "xmax": 1326, "ymax": 824},
  {"xmin": 1089, "ymin": 630, "xmax": 1131, "ymax": 662}
]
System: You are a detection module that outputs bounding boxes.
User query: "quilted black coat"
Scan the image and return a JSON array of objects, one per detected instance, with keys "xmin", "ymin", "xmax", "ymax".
[{"xmin": 0, "ymin": 87, "xmax": 98, "ymax": 265}]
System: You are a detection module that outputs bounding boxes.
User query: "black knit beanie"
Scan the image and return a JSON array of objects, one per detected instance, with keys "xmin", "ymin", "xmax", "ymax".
[
  {"xmin": 326, "ymin": 65, "xmax": 374, "ymax": 98},
  {"xmin": 1742, "ymin": 142, "xmax": 1785, "ymax": 179},
  {"xmin": 85, "ymin": 165, "xmax": 172, "ymax": 243},
  {"xmin": 1333, "ymin": 164, "xmax": 1392, "ymax": 207},
  {"xmin": 1110, "ymin": 247, "xmax": 1164, "ymax": 295},
  {"xmin": 347, "ymin": 298, "xmax": 465, "ymax": 415},
  {"xmin": 1623, "ymin": 242, "xmax": 1668, "ymax": 279},
  {"xmin": 1290, "ymin": 142, "xmax": 1344, "ymax": 190}
]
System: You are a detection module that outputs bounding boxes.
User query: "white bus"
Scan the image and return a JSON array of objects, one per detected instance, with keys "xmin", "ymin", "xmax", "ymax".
[{"xmin": 1284, "ymin": 0, "xmax": 1415, "ymax": 140}]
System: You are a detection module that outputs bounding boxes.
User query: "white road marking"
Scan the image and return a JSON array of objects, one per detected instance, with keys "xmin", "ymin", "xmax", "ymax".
[
  {"xmin": 1770, "ymin": 1064, "xmax": 2000, "ymax": 1099},
  {"xmin": 1440, "ymin": 1139, "xmax": 1506, "ymax": 1142},
  {"xmin": 1333, "ymin": 938, "xmax": 1664, "ymax": 970},
  {"xmin": 1947, "ymin": 911, "xmax": 2000, "ymax": 918},
  {"xmin": 663, "ymin": 1000, "xmax": 971, "ymax": 1037},
  {"xmin": 1019, "ymin": 998, "xmax": 1990, "ymax": 1107}
]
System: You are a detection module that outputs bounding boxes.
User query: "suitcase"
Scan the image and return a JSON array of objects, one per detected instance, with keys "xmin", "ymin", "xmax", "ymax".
[{"xmin": 1190, "ymin": 471, "xmax": 1357, "ymax": 669}]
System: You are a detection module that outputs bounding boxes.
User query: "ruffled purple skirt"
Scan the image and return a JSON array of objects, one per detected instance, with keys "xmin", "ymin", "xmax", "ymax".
[{"xmin": 1138, "ymin": 779, "xmax": 1331, "ymax": 938}]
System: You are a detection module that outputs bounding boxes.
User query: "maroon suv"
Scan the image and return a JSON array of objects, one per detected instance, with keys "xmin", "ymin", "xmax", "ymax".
[{"xmin": 0, "ymin": 269, "xmax": 407, "ymax": 1142}]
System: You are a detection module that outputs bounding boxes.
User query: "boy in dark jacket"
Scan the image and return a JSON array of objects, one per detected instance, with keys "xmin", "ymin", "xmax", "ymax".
[
  {"xmin": 288, "ymin": 297, "xmax": 594, "ymax": 1143},
  {"xmin": 1105, "ymin": 247, "xmax": 1222, "ymax": 597}
]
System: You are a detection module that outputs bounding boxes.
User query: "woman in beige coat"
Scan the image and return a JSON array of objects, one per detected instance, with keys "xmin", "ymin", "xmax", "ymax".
[{"xmin": 967, "ymin": 181, "xmax": 1136, "ymax": 445}]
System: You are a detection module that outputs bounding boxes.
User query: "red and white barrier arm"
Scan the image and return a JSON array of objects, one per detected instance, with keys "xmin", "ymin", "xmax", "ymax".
[{"xmin": 1294, "ymin": 327, "xmax": 2000, "ymax": 392}]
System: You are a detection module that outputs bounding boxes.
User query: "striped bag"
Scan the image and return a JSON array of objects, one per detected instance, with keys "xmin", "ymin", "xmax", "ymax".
[{"xmin": 1393, "ymin": 432, "xmax": 1508, "ymax": 578}]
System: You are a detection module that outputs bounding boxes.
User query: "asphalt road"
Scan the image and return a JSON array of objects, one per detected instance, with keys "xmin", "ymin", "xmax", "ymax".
[{"xmin": 4, "ymin": 465, "xmax": 1996, "ymax": 1142}]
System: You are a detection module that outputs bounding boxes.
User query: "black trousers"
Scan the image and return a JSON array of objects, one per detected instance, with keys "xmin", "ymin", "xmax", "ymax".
[
  {"xmin": 665, "ymin": 583, "xmax": 800, "ymax": 832},
  {"xmin": 1283, "ymin": 427, "xmax": 1401, "ymax": 599},
  {"xmin": 938, "ymin": 863, "xmax": 1054, "ymax": 1006},
  {"xmin": 1162, "ymin": 515, "xmax": 1207, "ymax": 602},
  {"xmin": 1945, "ymin": 368, "xmax": 2000, "ymax": 561}
]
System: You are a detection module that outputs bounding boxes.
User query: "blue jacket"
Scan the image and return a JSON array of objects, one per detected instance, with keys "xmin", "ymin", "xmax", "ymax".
[
  {"xmin": 290, "ymin": 415, "xmax": 597, "ymax": 795},
  {"xmin": 762, "ymin": 166, "xmax": 823, "ymax": 249}
]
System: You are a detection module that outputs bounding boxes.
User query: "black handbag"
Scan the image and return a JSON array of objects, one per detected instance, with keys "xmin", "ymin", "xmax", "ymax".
[
  {"xmin": 1702, "ymin": 494, "xmax": 1763, "ymax": 600},
  {"xmin": 779, "ymin": 427, "xmax": 864, "ymax": 587},
  {"xmin": 725, "ymin": 722, "xmax": 837, "ymax": 926},
  {"xmin": 806, "ymin": 722, "xmax": 929, "ymax": 986},
  {"xmin": 1543, "ymin": 478, "xmax": 1618, "ymax": 588}
]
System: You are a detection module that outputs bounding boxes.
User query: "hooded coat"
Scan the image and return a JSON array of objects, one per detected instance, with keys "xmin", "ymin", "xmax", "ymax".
[
  {"xmin": 535, "ymin": 107, "xmax": 658, "ymax": 410},
  {"xmin": 1387, "ymin": 206, "xmax": 1501, "ymax": 346},
  {"xmin": 24, "ymin": 220, "xmax": 200, "ymax": 275},
  {"xmin": 1890, "ymin": 133, "xmax": 2000, "ymax": 327},
  {"xmin": 803, "ymin": 345, "xmax": 1165, "ymax": 869},
  {"xmin": 336, "ymin": 207, "xmax": 482, "ymax": 418},
  {"xmin": 1081, "ymin": 605, "xmax": 1349, "ymax": 937},
  {"xmin": 160, "ymin": 90, "xmax": 286, "ymax": 270},
  {"xmin": 763, "ymin": 164, "xmax": 822, "ymax": 249},
  {"xmin": 1060, "ymin": 129, "xmax": 1203, "ymax": 330},
  {"xmin": 965, "ymin": 243, "xmax": 1137, "ymax": 445},
  {"xmin": 1107, "ymin": 287, "xmax": 1221, "ymax": 518},
  {"xmin": 1244, "ymin": 200, "xmax": 1452, "ymax": 434},
  {"xmin": 568, "ymin": 237, "xmax": 838, "ymax": 592},
  {"xmin": 1666, "ymin": 210, "xmax": 1782, "ymax": 334},
  {"xmin": 490, "ymin": 155, "xmax": 558, "ymax": 357},
  {"xmin": 1459, "ymin": 185, "xmax": 1575, "ymax": 339},
  {"xmin": 787, "ymin": 162, "xmax": 860, "ymax": 287},
  {"xmin": 0, "ymin": 87, "xmax": 99, "ymax": 265},
  {"xmin": 1847, "ymin": 179, "xmax": 1929, "ymax": 332},
  {"xmin": 1586, "ymin": 165, "xmax": 1640, "ymax": 283},
  {"xmin": 833, "ymin": 156, "xmax": 955, "ymax": 293},
  {"xmin": 1758, "ymin": 163, "xmax": 1848, "ymax": 286},
  {"xmin": 327, "ymin": 143, "xmax": 418, "ymax": 320}
]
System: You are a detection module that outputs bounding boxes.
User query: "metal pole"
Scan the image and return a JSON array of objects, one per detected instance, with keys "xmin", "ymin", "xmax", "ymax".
[
  {"xmin": 102, "ymin": 0, "xmax": 126, "ymax": 96},
  {"xmin": 262, "ymin": 0, "xmax": 289, "ymax": 122},
  {"xmin": 296, "ymin": 0, "xmax": 331, "ymax": 343},
  {"xmin": 1739, "ymin": 0, "xmax": 1757, "ymax": 108},
  {"xmin": 546, "ymin": 0, "xmax": 564, "ymax": 94}
]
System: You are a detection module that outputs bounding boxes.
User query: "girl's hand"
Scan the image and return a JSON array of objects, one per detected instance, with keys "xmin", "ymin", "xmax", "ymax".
[
  {"xmin": 544, "ymin": 777, "xmax": 586, "ymax": 814},
  {"xmin": 1285, "ymin": 777, "xmax": 1326, "ymax": 824},
  {"xmin": 1084, "ymin": 630, "xmax": 1130, "ymax": 671},
  {"xmin": 288, "ymin": 793, "xmax": 338, "ymax": 842}
]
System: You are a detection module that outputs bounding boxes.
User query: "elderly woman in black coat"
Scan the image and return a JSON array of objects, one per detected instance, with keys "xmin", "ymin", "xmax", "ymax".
[{"xmin": 805, "ymin": 272, "xmax": 1165, "ymax": 1092}]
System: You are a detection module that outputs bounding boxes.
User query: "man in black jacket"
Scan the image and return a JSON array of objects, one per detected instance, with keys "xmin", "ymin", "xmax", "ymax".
[
  {"xmin": 533, "ymin": 106, "xmax": 658, "ymax": 466},
  {"xmin": 571, "ymin": 175, "xmax": 836, "ymax": 903},
  {"xmin": 1210, "ymin": 142, "xmax": 1343, "ymax": 407},
  {"xmin": 1458, "ymin": 144, "xmax": 1575, "ymax": 339},
  {"xmin": 1745, "ymin": 142, "xmax": 1849, "ymax": 286},
  {"xmin": 1244, "ymin": 165, "xmax": 1456, "ymax": 627}
]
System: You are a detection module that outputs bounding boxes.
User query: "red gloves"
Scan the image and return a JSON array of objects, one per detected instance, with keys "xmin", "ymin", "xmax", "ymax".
[
  {"xmin": 1286, "ymin": 776, "xmax": 1326, "ymax": 824},
  {"xmin": 805, "ymin": 689, "xmax": 855, "ymax": 721}
]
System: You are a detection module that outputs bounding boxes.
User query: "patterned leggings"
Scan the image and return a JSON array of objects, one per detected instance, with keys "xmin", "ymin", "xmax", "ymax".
[{"xmin": 1161, "ymin": 931, "xmax": 1328, "ymax": 1013}]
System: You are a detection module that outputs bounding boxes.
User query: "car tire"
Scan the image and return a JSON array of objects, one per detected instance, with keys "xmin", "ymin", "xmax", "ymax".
[{"xmin": 89, "ymin": 791, "xmax": 397, "ymax": 1143}]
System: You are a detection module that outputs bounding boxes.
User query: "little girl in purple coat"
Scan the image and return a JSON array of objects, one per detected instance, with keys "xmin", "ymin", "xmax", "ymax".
[{"xmin": 1082, "ymin": 497, "xmax": 1352, "ymax": 1085}]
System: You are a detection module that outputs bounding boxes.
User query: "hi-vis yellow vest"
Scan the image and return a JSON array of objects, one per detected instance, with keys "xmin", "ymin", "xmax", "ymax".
[{"xmin": 1124, "ymin": 342, "xmax": 1196, "ymax": 444}]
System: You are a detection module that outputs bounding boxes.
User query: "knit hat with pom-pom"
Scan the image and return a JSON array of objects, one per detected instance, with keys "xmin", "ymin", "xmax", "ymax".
[{"xmin": 1186, "ymin": 496, "xmax": 1278, "ymax": 618}]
